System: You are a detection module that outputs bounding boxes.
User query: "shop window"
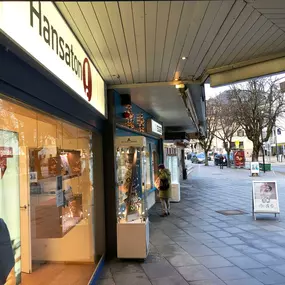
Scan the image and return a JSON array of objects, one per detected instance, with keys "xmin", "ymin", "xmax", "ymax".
[
  {"xmin": 237, "ymin": 129, "xmax": 245, "ymax": 137},
  {"xmin": 0, "ymin": 95, "xmax": 95, "ymax": 284}
]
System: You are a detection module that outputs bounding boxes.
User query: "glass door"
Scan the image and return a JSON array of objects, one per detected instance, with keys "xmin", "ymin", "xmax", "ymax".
[{"xmin": 0, "ymin": 130, "xmax": 21, "ymax": 284}]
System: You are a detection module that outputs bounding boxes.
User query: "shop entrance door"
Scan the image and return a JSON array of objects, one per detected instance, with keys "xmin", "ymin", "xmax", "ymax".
[{"xmin": 19, "ymin": 146, "xmax": 32, "ymax": 273}]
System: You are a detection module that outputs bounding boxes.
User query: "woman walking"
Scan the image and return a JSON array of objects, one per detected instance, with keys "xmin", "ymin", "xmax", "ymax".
[{"xmin": 156, "ymin": 164, "xmax": 172, "ymax": 217}]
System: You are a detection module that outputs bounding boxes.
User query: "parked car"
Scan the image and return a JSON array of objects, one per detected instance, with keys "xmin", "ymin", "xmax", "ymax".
[
  {"xmin": 192, "ymin": 153, "xmax": 205, "ymax": 164},
  {"xmin": 187, "ymin": 153, "xmax": 195, "ymax": 160}
]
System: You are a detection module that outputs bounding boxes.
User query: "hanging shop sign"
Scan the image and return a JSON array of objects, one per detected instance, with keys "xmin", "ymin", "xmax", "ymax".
[
  {"xmin": 251, "ymin": 162, "xmax": 259, "ymax": 175},
  {"xmin": 0, "ymin": 1, "xmax": 106, "ymax": 116},
  {"xmin": 252, "ymin": 181, "xmax": 280, "ymax": 217},
  {"xmin": 115, "ymin": 136, "xmax": 146, "ymax": 148},
  {"xmin": 146, "ymin": 119, "xmax": 163, "ymax": 137},
  {"xmin": 234, "ymin": 150, "xmax": 245, "ymax": 167}
]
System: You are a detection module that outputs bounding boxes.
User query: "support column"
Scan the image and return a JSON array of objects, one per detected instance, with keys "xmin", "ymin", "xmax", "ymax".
[
  {"xmin": 181, "ymin": 149, "xmax": 187, "ymax": 180},
  {"xmin": 103, "ymin": 89, "xmax": 117, "ymax": 259}
]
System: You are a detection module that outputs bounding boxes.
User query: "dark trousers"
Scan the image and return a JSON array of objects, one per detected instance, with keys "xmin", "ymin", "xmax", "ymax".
[{"xmin": 220, "ymin": 163, "xmax": 223, "ymax": 169}]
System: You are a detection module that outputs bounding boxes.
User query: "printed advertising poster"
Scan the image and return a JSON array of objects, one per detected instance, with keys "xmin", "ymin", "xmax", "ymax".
[
  {"xmin": 253, "ymin": 181, "xmax": 280, "ymax": 214},
  {"xmin": 234, "ymin": 150, "xmax": 245, "ymax": 167},
  {"xmin": 251, "ymin": 162, "xmax": 260, "ymax": 175},
  {"xmin": 0, "ymin": 130, "xmax": 21, "ymax": 285}
]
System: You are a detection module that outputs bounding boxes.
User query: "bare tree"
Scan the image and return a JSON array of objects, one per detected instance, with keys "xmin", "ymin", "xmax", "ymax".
[
  {"xmin": 214, "ymin": 95, "xmax": 240, "ymax": 167},
  {"xmin": 199, "ymin": 100, "xmax": 218, "ymax": 166},
  {"xmin": 230, "ymin": 78, "xmax": 285, "ymax": 162}
]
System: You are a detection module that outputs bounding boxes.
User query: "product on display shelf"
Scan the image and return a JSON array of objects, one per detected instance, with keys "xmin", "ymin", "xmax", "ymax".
[{"xmin": 116, "ymin": 146, "xmax": 146, "ymax": 222}]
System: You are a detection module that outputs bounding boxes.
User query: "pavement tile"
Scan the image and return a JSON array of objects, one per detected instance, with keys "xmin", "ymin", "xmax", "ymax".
[
  {"xmin": 195, "ymin": 255, "xmax": 233, "ymax": 269},
  {"xmin": 224, "ymin": 278, "xmax": 263, "ymax": 285},
  {"xmin": 176, "ymin": 265, "xmax": 218, "ymax": 282},
  {"xmin": 266, "ymin": 235, "xmax": 285, "ymax": 246},
  {"xmin": 237, "ymin": 225, "xmax": 259, "ymax": 232},
  {"xmin": 112, "ymin": 272, "xmax": 152, "ymax": 285},
  {"xmin": 245, "ymin": 268, "xmax": 285, "ymax": 284},
  {"xmin": 210, "ymin": 266, "xmax": 251, "ymax": 281},
  {"xmin": 260, "ymin": 225, "xmax": 285, "ymax": 232},
  {"xmin": 210, "ymin": 222, "xmax": 230, "ymax": 228},
  {"xmin": 171, "ymin": 235, "xmax": 202, "ymax": 244},
  {"xmin": 227, "ymin": 256, "xmax": 265, "ymax": 269},
  {"xmin": 188, "ymin": 280, "xmax": 226, "ymax": 285},
  {"xmin": 224, "ymin": 227, "xmax": 245, "ymax": 234},
  {"xmin": 141, "ymin": 262, "xmax": 179, "ymax": 279},
  {"xmin": 233, "ymin": 244, "xmax": 263, "ymax": 254},
  {"xmin": 202, "ymin": 239, "xmax": 227, "ymax": 248},
  {"xmin": 184, "ymin": 227, "xmax": 205, "ymax": 234},
  {"xmin": 236, "ymin": 232, "xmax": 258, "ymax": 240},
  {"xmin": 197, "ymin": 225, "xmax": 221, "ymax": 232},
  {"xmin": 144, "ymin": 253, "xmax": 168, "ymax": 264},
  {"xmin": 163, "ymin": 229, "xmax": 188, "ymax": 237},
  {"xmin": 150, "ymin": 275, "xmax": 188, "ymax": 285},
  {"xmin": 167, "ymin": 254, "xmax": 200, "ymax": 267},
  {"xmin": 97, "ymin": 279, "xmax": 116, "ymax": 285},
  {"xmin": 189, "ymin": 233, "xmax": 216, "ymax": 241},
  {"xmin": 177, "ymin": 242, "xmax": 216, "ymax": 257},
  {"xmin": 269, "ymin": 264, "xmax": 285, "ymax": 276},
  {"xmin": 151, "ymin": 235, "xmax": 175, "ymax": 246},
  {"xmin": 155, "ymin": 244, "xmax": 188, "ymax": 257},
  {"xmin": 219, "ymin": 237, "xmax": 245, "ymax": 245},
  {"xmin": 208, "ymin": 231, "xmax": 233, "ymax": 238},
  {"xmin": 109, "ymin": 261, "xmax": 144, "ymax": 274},
  {"xmin": 267, "ymin": 247, "xmax": 285, "ymax": 259},
  {"xmin": 249, "ymin": 239, "xmax": 278, "ymax": 249},
  {"xmin": 99, "ymin": 267, "xmax": 113, "ymax": 279},
  {"xmin": 251, "ymin": 253, "xmax": 285, "ymax": 266}
]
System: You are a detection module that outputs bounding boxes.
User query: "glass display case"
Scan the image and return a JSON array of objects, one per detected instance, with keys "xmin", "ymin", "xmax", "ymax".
[
  {"xmin": 166, "ymin": 155, "xmax": 179, "ymax": 183},
  {"xmin": 115, "ymin": 136, "xmax": 149, "ymax": 259},
  {"xmin": 165, "ymin": 146, "xmax": 181, "ymax": 202},
  {"xmin": 116, "ymin": 146, "xmax": 147, "ymax": 223}
]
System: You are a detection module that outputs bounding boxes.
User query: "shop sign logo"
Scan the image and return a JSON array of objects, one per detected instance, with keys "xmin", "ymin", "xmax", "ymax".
[
  {"xmin": 0, "ymin": 147, "xmax": 13, "ymax": 179},
  {"xmin": 30, "ymin": 2, "xmax": 93, "ymax": 101}
]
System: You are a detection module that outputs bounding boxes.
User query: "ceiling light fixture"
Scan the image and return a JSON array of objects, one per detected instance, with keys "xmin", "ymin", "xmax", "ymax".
[
  {"xmin": 175, "ymin": 78, "xmax": 179, "ymax": 81},
  {"xmin": 181, "ymin": 56, "xmax": 187, "ymax": 60}
]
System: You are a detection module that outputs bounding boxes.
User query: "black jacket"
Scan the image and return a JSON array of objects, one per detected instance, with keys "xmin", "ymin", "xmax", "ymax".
[{"xmin": 0, "ymin": 219, "xmax": 15, "ymax": 285}]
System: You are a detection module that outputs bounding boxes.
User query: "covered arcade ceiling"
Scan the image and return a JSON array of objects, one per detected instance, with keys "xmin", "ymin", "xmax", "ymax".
[{"xmin": 55, "ymin": 0, "xmax": 285, "ymax": 133}]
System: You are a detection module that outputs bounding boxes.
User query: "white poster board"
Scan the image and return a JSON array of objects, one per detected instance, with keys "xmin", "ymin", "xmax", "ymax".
[
  {"xmin": 251, "ymin": 162, "xmax": 259, "ymax": 175},
  {"xmin": 252, "ymin": 181, "xmax": 280, "ymax": 215}
]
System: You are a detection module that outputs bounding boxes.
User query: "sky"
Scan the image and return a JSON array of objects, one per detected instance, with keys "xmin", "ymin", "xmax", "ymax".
[{"xmin": 204, "ymin": 72, "xmax": 285, "ymax": 100}]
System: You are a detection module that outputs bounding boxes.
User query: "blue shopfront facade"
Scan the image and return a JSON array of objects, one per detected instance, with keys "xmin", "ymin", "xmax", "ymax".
[
  {"xmin": 0, "ymin": 2, "xmax": 107, "ymax": 284},
  {"xmin": 114, "ymin": 91, "xmax": 163, "ymax": 210}
]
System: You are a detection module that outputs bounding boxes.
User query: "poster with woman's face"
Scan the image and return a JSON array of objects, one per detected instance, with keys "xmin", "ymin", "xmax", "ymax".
[{"xmin": 253, "ymin": 181, "xmax": 279, "ymax": 213}]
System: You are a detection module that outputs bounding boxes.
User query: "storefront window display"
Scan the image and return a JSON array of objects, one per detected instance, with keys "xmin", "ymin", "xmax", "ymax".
[
  {"xmin": 165, "ymin": 145, "xmax": 181, "ymax": 202},
  {"xmin": 0, "ymin": 95, "xmax": 95, "ymax": 284},
  {"xmin": 115, "ymin": 136, "xmax": 149, "ymax": 259}
]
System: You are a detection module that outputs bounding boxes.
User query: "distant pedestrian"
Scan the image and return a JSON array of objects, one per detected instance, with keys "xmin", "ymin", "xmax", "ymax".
[
  {"xmin": 219, "ymin": 155, "xmax": 224, "ymax": 169},
  {"xmin": 155, "ymin": 164, "xmax": 171, "ymax": 217}
]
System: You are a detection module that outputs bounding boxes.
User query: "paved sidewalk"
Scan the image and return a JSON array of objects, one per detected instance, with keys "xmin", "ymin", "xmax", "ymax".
[{"xmin": 98, "ymin": 165, "xmax": 285, "ymax": 285}]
